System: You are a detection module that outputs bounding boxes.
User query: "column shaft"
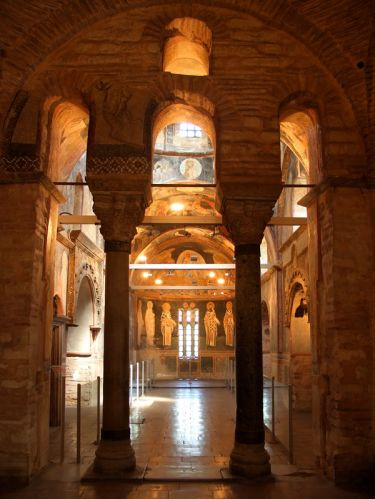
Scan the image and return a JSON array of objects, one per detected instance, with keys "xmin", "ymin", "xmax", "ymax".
[
  {"xmin": 101, "ymin": 249, "xmax": 130, "ymax": 438},
  {"xmin": 234, "ymin": 244, "xmax": 264, "ymax": 445},
  {"xmin": 94, "ymin": 243, "xmax": 135, "ymax": 473}
]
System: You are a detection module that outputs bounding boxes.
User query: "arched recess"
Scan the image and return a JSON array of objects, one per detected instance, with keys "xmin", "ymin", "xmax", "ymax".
[
  {"xmin": 68, "ymin": 276, "xmax": 94, "ymax": 355},
  {"xmin": 287, "ymin": 276, "xmax": 312, "ymax": 412},
  {"xmin": 66, "ymin": 275, "xmax": 98, "ymax": 406}
]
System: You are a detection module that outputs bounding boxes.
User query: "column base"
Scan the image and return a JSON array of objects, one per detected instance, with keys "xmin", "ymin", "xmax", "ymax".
[
  {"xmin": 94, "ymin": 438, "xmax": 136, "ymax": 474},
  {"xmin": 229, "ymin": 442, "xmax": 271, "ymax": 478}
]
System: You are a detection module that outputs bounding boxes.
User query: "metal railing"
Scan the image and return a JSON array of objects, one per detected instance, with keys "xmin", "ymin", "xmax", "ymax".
[
  {"xmin": 74, "ymin": 361, "xmax": 155, "ymax": 463},
  {"xmin": 75, "ymin": 376, "xmax": 101, "ymax": 463},
  {"xmin": 225, "ymin": 357, "xmax": 236, "ymax": 393},
  {"xmin": 129, "ymin": 359, "xmax": 154, "ymax": 406},
  {"xmin": 263, "ymin": 376, "xmax": 294, "ymax": 464},
  {"xmin": 225, "ymin": 367, "xmax": 294, "ymax": 464}
]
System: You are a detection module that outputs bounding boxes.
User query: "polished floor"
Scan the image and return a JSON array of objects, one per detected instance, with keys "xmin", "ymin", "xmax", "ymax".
[{"xmin": 3, "ymin": 384, "xmax": 374, "ymax": 498}]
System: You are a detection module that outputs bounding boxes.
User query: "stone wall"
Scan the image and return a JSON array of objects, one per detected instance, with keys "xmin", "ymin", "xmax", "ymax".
[
  {"xmin": 0, "ymin": 180, "xmax": 60, "ymax": 482},
  {"xmin": 307, "ymin": 186, "xmax": 374, "ymax": 482}
]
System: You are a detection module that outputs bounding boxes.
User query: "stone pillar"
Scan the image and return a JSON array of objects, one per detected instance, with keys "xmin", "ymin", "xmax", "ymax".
[
  {"xmin": 94, "ymin": 241, "xmax": 135, "ymax": 472},
  {"xmin": 300, "ymin": 180, "xmax": 374, "ymax": 483},
  {"xmin": 231, "ymin": 241, "xmax": 270, "ymax": 477},
  {"xmin": 217, "ymin": 189, "xmax": 280, "ymax": 478},
  {"xmin": 86, "ymin": 176, "xmax": 150, "ymax": 474},
  {"xmin": 0, "ymin": 167, "xmax": 64, "ymax": 482}
]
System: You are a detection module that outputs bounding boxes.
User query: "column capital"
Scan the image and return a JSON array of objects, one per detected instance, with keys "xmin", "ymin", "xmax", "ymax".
[
  {"xmin": 87, "ymin": 187, "xmax": 150, "ymax": 247},
  {"xmin": 216, "ymin": 180, "xmax": 281, "ymax": 246},
  {"xmin": 220, "ymin": 198, "xmax": 275, "ymax": 246}
]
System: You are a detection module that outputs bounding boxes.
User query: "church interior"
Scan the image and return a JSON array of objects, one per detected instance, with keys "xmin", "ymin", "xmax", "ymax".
[{"xmin": 0, "ymin": 1, "xmax": 374, "ymax": 497}]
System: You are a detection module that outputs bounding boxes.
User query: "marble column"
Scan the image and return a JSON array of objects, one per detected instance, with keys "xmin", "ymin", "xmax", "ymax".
[
  {"xmin": 94, "ymin": 240, "xmax": 135, "ymax": 472},
  {"xmin": 85, "ymin": 185, "xmax": 150, "ymax": 474},
  {"xmin": 230, "ymin": 242, "xmax": 270, "ymax": 477},
  {"xmin": 218, "ymin": 195, "xmax": 278, "ymax": 478}
]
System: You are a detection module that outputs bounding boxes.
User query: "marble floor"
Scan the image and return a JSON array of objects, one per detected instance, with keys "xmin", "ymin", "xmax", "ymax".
[{"xmin": 2, "ymin": 384, "xmax": 374, "ymax": 498}]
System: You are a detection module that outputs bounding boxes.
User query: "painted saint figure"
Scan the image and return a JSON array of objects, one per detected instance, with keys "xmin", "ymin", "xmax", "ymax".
[
  {"xmin": 145, "ymin": 301, "xmax": 155, "ymax": 347},
  {"xmin": 161, "ymin": 302, "xmax": 176, "ymax": 347},
  {"xmin": 137, "ymin": 299, "xmax": 145, "ymax": 348},
  {"xmin": 204, "ymin": 301, "xmax": 220, "ymax": 347},
  {"xmin": 223, "ymin": 301, "xmax": 235, "ymax": 346}
]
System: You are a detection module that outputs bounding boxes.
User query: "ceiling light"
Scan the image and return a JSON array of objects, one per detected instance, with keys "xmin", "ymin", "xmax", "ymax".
[
  {"xmin": 142, "ymin": 272, "xmax": 150, "ymax": 278},
  {"xmin": 170, "ymin": 202, "xmax": 184, "ymax": 212},
  {"xmin": 208, "ymin": 271, "xmax": 216, "ymax": 278},
  {"xmin": 217, "ymin": 278, "xmax": 225, "ymax": 285},
  {"xmin": 155, "ymin": 278, "xmax": 163, "ymax": 285},
  {"xmin": 139, "ymin": 255, "xmax": 147, "ymax": 262}
]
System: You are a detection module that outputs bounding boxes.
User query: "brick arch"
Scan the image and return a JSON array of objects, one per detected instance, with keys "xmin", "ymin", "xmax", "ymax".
[
  {"xmin": 277, "ymin": 89, "xmax": 367, "ymax": 180},
  {"xmin": 150, "ymin": 71, "xmax": 241, "ymax": 127},
  {"xmin": 0, "ymin": 0, "xmax": 367, "ymax": 147}
]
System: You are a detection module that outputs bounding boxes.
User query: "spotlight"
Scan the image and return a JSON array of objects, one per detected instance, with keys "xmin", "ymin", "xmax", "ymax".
[
  {"xmin": 155, "ymin": 278, "xmax": 163, "ymax": 285},
  {"xmin": 208, "ymin": 271, "xmax": 216, "ymax": 278},
  {"xmin": 217, "ymin": 278, "xmax": 225, "ymax": 285},
  {"xmin": 139, "ymin": 255, "xmax": 147, "ymax": 262},
  {"xmin": 142, "ymin": 272, "xmax": 150, "ymax": 278}
]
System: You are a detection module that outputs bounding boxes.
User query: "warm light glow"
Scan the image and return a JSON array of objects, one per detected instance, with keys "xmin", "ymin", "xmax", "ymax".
[
  {"xmin": 208, "ymin": 271, "xmax": 216, "ymax": 278},
  {"xmin": 170, "ymin": 202, "xmax": 184, "ymax": 212},
  {"xmin": 217, "ymin": 278, "xmax": 225, "ymax": 285},
  {"xmin": 142, "ymin": 271, "xmax": 150, "ymax": 278},
  {"xmin": 139, "ymin": 255, "xmax": 147, "ymax": 262},
  {"xmin": 155, "ymin": 278, "xmax": 163, "ymax": 285}
]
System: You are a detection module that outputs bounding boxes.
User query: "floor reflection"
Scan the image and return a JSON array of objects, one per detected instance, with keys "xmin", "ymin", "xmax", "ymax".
[{"xmin": 173, "ymin": 394, "xmax": 203, "ymax": 446}]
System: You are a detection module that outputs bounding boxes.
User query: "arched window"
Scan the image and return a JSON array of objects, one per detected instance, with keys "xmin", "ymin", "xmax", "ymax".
[{"xmin": 153, "ymin": 122, "xmax": 214, "ymax": 184}]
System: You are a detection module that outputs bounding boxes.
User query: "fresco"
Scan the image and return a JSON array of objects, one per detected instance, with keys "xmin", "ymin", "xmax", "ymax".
[{"xmin": 153, "ymin": 154, "xmax": 215, "ymax": 184}]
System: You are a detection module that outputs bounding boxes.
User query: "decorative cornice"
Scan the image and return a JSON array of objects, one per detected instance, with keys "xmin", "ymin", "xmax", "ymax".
[
  {"xmin": 87, "ymin": 154, "xmax": 149, "ymax": 175},
  {"xmin": 87, "ymin": 144, "xmax": 151, "ymax": 175},
  {"xmin": 0, "ymin": 154, "xmax": 40, "ymax": 173},
  {"xmin": 70, "ymin": 229, "xmax": 104, "ymax": 262}
]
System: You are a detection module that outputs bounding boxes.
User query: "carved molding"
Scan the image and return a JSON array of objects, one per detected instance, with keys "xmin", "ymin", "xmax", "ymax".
[
  {"xmin": 74, "ymin": 262, "xmax": 102, "ymax": 326},
  {"xmin": 87, "ymin": 154, "xmax": 149, "ymax": 175},
  {"xmin": 0, "ymin": 154, "xmax": 40, "ymax": 173}
]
